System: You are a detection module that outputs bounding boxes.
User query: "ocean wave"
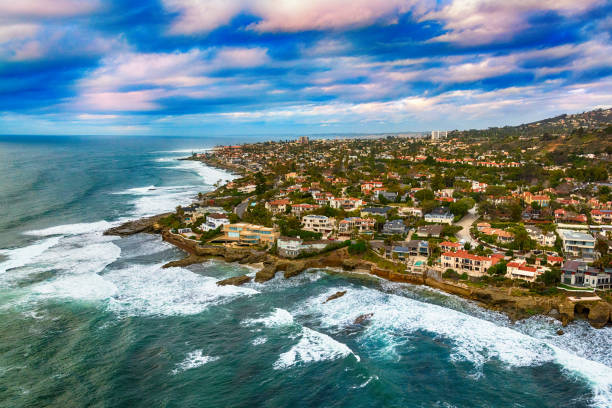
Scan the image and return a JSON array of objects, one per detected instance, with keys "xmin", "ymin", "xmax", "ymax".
[
  {"xmin": 171, "ymin": 350, "xmax": 219, "ymax": 375},
  {"xmin": 0, "ymin": 236, "xmax": 61, "ymax": 275},
  {"xmin": 24, "ymin": 220, "xmax": 116, "ymax": 237},
  {"xmin": 104, "ymin": 263, "xmax": 258, "ymax": 317},
  {"xmin": 167, "ymin": 160, "xmax": 236, "ymax": 186},
  {"xmin": 244, "ymin": 308, "xmax": 295, "ymax": 328},
  {"xmin": 274, "ymin": 326, "xmax": 360, "ymax": 370},
  {"xmin": 112, "ymin": 185, "xmax": 201, "ymax": 218},
  {"xmin": 295, "ymin": 287, "xmax": 612, "ymax": 407}
]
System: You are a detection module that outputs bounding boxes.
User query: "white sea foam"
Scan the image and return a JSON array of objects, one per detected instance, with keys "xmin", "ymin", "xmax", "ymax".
[
  {"xmin": 113, "ymin": 185, "xmax": 201, "ymax": 218},
  {"xmin": 245, "ymin": 308, "xmax": 294, "ymax": 328},
  {"xmin": 252, "ymin": 336, "xmax": 267, "ymax": 346},
  {"xmin": 296, "ymin": 287, "xmax": 612, "ymax": 407},
  {"xmin": 171, "ymin": 350, "xmax": 219, "ymax": 375},
  {"xmin": 169, "ymin": 160, "xmax": 236, "ymax": 186},
  {"xmin": 32, "ymin": 273, "xmax": 118, "ymax": 301},
  {"xmin": 105, "ymin": 263, "xmax": 258, "ymax": 317},
  {"xmin": 24, "ymin": 221, "xmax": 115, "ymax": 236},
  {"xmin": 273, "ymin": 326, "xmax": 359, "ymax": 370},
  {"xmin": 0, "ymin": 236, "xmax": 61, "ymax": 275}
]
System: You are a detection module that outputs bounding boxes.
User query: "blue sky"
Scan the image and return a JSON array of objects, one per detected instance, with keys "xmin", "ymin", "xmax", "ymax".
[{"xmin": 0, "ymin": 0, "xmax": 611, "ymax": 136}]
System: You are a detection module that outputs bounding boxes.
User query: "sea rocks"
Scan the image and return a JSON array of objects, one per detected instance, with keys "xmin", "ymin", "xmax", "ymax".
[
  {"xmin": 324, "ymin": 291, "xmax": 346, "ymax": 303},
  {"xmin": 104, "ymin": 213, "xmax": 170, "ymax": 236},
  {"xmin": 353, "ymin": 313, "xmax": 374, "ymax": 325},
  {"xmin": 587, "ymin": 302, "xmax": 611, "ymax": 329},
  {"xmin": 556, "ymin": 329, "xmax": 564, "ymax": 335},
  {"xmin": 217, "ymin": 275, "xmax": 252, "ymax": 286},
  {"xmin": 283, "ymin": 261, "xmax": 308, "ymax": 278},
  {"xmin": 341, "ymin": 259, "xmax": 359, "ymax": 270},
  {"xmin": 255, "ymin": 265, "xmax": 277, "ymax": 283},
  {"xmin": 558, "ymin": 300, "xmax": 575, "ymax": 327}
]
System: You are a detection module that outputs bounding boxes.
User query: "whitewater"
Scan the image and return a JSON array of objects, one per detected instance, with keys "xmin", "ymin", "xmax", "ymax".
[{"xmin": 0, "ymin": 136, "xmax": 610, "ymax": 408}]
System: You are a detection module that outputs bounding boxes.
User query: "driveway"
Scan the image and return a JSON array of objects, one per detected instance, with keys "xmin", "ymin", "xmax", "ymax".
[{"xmin": 454, "ymin": 207, "xmax": 478, "ymax": 246}]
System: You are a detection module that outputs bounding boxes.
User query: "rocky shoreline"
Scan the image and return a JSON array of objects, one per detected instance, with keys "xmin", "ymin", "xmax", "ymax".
[{"xmin": 105, "ymin": 216, "xmax": 612, "ymax": 329}]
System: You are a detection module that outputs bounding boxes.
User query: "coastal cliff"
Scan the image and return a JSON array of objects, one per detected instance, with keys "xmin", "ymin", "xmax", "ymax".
[{"xmin": 105, "ymin": 219, "xmax": 611, "ymax": 329}]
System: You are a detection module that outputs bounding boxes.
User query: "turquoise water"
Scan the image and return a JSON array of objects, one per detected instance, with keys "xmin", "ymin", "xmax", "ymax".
[{"xmin": 1, "ymin": 136, "xmax": 611, "ymax": 407}]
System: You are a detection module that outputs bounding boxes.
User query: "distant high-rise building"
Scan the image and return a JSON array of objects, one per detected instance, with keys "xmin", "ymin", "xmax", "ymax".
[
  {"xmin": 299, "ymin": 136, "xmax": 309, "ymax": 144},
  {"xmin": 430, "ymin": 130, "xmax": 448, "ymax": 140}
]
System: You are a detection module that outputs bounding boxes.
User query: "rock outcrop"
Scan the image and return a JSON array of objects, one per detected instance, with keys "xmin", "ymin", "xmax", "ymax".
[
  {"xmin": 324, "ymin": 291, "xmax": 346, "ymax": 303},
  {"xmin": 217, "ymin": 275, "xmax": 252, "ymax": 286},
  {"xmin": 354, "ymin": 313, "xmax": 374, "ymax": 325},
  {"xmin": 587, "ymin": 302, "xmax": 611, "ymax": 329},
  {"xmin": 104, "ymin": 213, "xmax": 170, "ymax": 236},
  {"xmin": 255, "ymin": 264, "xmax": 277, "ymax": 283},
  {"xmin": 558, "ymin": 300, "xmax": 575, "ymax": 326}
]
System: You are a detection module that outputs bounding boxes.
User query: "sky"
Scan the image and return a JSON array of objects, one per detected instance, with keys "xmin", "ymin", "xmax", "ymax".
[{"xmin": 0, "ymin": 0, "xmax": 611, "ymax": 136}]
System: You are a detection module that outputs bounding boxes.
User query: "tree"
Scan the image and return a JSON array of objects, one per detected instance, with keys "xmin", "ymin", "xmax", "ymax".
[
  {"xmin": 487, "ymin": 261, "xmax": 507, "ymax": 276},
  {"xmin": 538, "ymin": 268, "xmax": 561, "ymax": 286},
  {"xmin": 414, "ymin": 189, "xmax": 435, "ymax": 202},
  {"xmin": 348, "ymin": 240, "xmax": 367, "ymax": 255}
]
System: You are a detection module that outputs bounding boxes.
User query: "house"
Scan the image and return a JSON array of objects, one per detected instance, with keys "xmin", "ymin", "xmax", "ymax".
[
  {"xmin": 558, "ymin": 229, "xmax": 596, "ymax": 260},
  {"xmin": 177, "ymin": 228, "xmax": 193, "ymax": 235},
  {"xmin": 290, "ymin": 203, "xmax": 320, "ymax": 216},
  {"xmin": 265, "ymin": 199, "xmax": 291, "ymax": 215},
  {"xmin": 591, "ymin": 209, "xmax": 612, "ymax": 224},
  {"xmin": 277, "ymin": 236, "xmax": 303, "ymax": 258},
  {"xmin": 441, "ymin": 250, "xmax": 501, "ymax": 277},
  {"xmin": 523, "ymin": 192, "xmax": 550, "ymax": 207},
  {"xmin": 561, "ymin": 260, "xmax": 612, "ymax": 289},
  {"xmin": 221, "ymin": 223, "xmax": 279, "ymax": 246},
  {"xmin": 378, "ymin": 191, "xmax": 398, "ymax": 202},
  {"xmin": 329, "ymin": 197, "xmax": 364, "ymax": 211},
  {"xmin": 424, "ymin": 207, "xmax": 454, "ymax": 224},
  {"xmin": 471, "ymin": 181, "xmax": 488, "ymax": 193},
  {"xmin": 382, "ymin": 219, "xmax": 408, "ymax": 235},
  {"xmin": 390, "ymin": 241, "xmax": 429, "ymax": 260},
  {"xmin": 361, "ymin": 181, "xmax": 383, "ymax": 193},
  {"xmin": 525, "ymin": 225, "xmax": 556, "ymax": 247},
  {"xmin": 480, "ymin": 227, "xmax": 515, "ymax": 243},
  {"xmin": 397, "ymin": 206, "xmax": 423, "ymax": 217},
  {"xmin": 302, "ymin": 215, "xmax": 335, "ymax": 235},
  {"xmin": 361, "ymin": 207, "xmax": 392, "ymax": 218},
  {"xmin": 338, "ymin": 217, "xmax": 376, "ymax": 234},
  {"xmin": 237, "ymin": 184, "xmax": 257, "ymax": 194},
  {"xmin": 201, "ymin": 213, "xmax": 230, "ymax": 231},
  {"xmin": 440, "ymin": 241, "xmax": 462, "ymax": 252},
  {"xmin": 505, "ymin": 260, "xmax": 545, "ymax": 282},
  {"xmin": 416, "ymin": 224, "xmax": 444, "ymax": 238},
  {"xmin": 554, "ymin": 209, "xmax": 587, "ymax": 224}
]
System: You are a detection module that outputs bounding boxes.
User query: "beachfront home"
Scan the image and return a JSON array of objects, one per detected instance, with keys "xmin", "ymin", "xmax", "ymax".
[
  {"xmin": 329, "ymin": 197, "xmax": 364, "ymax": 211},
  {"xmin": 441, "ymin": 250, "xmax": 501, "ymax": 277},
  {"xmin": 440, "ymin": 241, "xmax": 462, "ymax": 252},
  {"xmin": 505, "ymin": 260, "xmax": 545, "ymax": 282},
  {"xmin": 201, "ymin": 213, "xmax": 230, "ymax": 231},
  {"xmin": 221, "ymin": 223, "xmax": 279, "ymax": 246},
  {"xmin": 561, "ymin": 260, "xmax": 612, "ymax": 289},
  {"xmin": 558, "ymin": 229, "xmax": 596, "ymax": 260}
]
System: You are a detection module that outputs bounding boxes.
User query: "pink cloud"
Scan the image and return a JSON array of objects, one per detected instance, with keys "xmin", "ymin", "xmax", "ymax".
[
  {"xmin": 0, "ymin": 0, "xmax": 100, "ymax": 18},
  {"xmin": 422, "ymin": 0, "xmax": 604, "ymax": 45}
]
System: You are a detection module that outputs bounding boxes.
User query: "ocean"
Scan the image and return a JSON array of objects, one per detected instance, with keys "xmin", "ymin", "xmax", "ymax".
[{"xmin": 0, "ymin": 135, "xmax": 611, "ymax": 408}]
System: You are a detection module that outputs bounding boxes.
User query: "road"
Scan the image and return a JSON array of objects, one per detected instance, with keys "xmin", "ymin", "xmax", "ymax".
[
  {"xmin": 234, "ymin": 197, "xmax": 252, "ymax": 219},
  {"xmin": 454, "ymin": 207, "xmax": 479, "ymax": 246}
]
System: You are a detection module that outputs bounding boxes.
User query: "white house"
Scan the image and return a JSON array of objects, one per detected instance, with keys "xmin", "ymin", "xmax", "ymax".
[
  {"xmin": 424, "ymin": 207, "xmax": 454, "ymax": 224},
  {"xmin": 202, "ymin": 213, "xmax": 230, "ymax": 231}
]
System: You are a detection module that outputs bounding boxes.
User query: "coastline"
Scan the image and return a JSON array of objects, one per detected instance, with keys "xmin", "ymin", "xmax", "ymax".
[{"xmin": 106, "ymin": 215, "xmax": 611, "ymax": 329}]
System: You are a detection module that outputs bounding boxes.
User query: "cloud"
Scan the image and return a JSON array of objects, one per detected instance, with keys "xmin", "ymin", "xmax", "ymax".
[
  {"xmin": 421, "ymin": 0, "xmax": 604, "ymax": 45},
  {"xmin": 0, "ymin": 0, "xmax": 100, "ymax": 19},
  {"xmin": 162, "ymin": 0, "xmax": 424, "ymax": 34}
]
